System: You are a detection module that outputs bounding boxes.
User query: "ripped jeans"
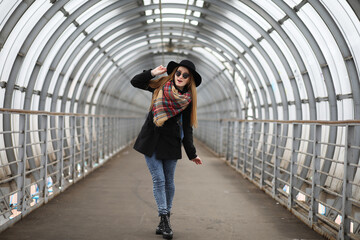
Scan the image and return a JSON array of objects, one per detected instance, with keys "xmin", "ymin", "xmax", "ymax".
[{"xmin": 145, "ymin": 153, "xmax": 178, "ymax": 216}]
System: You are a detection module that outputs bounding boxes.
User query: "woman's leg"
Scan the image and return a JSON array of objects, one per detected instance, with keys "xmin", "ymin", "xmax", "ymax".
[
  {"xmin": 145, "ymin": 153, "xmax": 168, "ymax": 216},
  {"xmin": 163, "ymin": 159, "xmax": 178, "ymax": 213}
]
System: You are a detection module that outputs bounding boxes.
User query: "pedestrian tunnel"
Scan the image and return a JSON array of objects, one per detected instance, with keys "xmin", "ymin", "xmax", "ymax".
[{"xmin": 1, "ymin": 1, "xmax": 360, "ymax": 239}]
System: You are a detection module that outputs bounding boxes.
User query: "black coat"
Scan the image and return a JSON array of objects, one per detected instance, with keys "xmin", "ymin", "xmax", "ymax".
[{"xmin": 130, "ymin": 70, "xmax": 197, "ymax": 160}]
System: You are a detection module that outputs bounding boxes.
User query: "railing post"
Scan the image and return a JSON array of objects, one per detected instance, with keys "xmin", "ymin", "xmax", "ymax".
[
  {"xmin": 243, "ymin": 121, "xmax": 248, "ymax": 175},
  {"xmin": 115, "ymin": 117, "xmax": 119, "ymax": 151},
  {"xmin": 217, "ymin": 120, "xmax": 222, "ymax": 155},
  {"xmin": 272, "ymin": 123, "xmax": 281, "ymax": 198},
  {"xmin": 119, "ymin": 118, "xmax": 123, "ymax": 148},
  {"xmin": 230, "ymin": 121, "xmax": 235, "ymax": 165},
  {"xmin": 102, "ymin": 117, "xmax": 106, "ymax": 158},
  {"xmin": 260, "ymin": 122, "xmax": 266, "ymax": 188},
  {"xmin": 17, "ymin": 113, "xmax": 27, "ymax": 212},
  {"xmin": 226, "ymin": 121, "xmax": 230, "ymax": 161},
  {"xmin": 236, "ymin": 121, "xmax": 241, "ymax": 171},
  {"xmin": 80, "ymin": 116, "xmax": 85, "ymax": 176},
  {"xmin": 251, "ymin": 122, "xmax": 256, "ymax": 180},
  {"xmin": 288, "ymin": 123, "xmax": 299, "ymax": 210},
  {"xmin": 125, "ymin": 118, "xmax": 128, "ymax": 144},
  {"xmin": 211, "ymin": 121, "xmax": 214, "ymax": 152},
  {"xmin": 109, "ymin": 117, "xmax": 112, "ymax": 154},
  {"xmin": 112, "ymin": 117, "xmax": 115, "ymax": 154},
  {"xmin": 96, "ymin": 117, "xmax": 100, "ymax": 164},
  {"xmin": 339, "ymin": 124, "xmax": 354, "ymax": 240},
  {"xmin": 70, "ymin": 116, "xmax": 76, "ymax": 181},
  {"xmin": 39, "ymin": 114, "xmax": 48, "ymax": 203},
  {"xmin": 309, "ymin": 124, "xmax": 321, "ymax": 225},
  {"xmin": 89, "ymin": 116, "xmax": 94, "ymax": 169},
  {"xmin": 57, "ymin": 115, "xmax": 64, "ymax": 191},
  {"xmin": 219, "ymin": 120, "xmax": 223, "ymax": 156},
  {"xmin": 108, "ymin": 117, "xmax": 111, "ymax": 154}
]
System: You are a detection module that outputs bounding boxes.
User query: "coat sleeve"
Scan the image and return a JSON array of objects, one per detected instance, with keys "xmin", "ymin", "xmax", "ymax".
[
  {"xmin": 182, "ymin": 105, "xmax": 197, "ymax": 160},
  {"xmin": 130, "ymin": 69, "xmax": 155, "ymax": 92}
]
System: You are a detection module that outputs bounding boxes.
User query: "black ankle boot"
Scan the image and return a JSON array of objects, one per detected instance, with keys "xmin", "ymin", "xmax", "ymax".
[
  {"xmin": 160, "ymin": 214, "xmax": 173, "ymax": 239},
  {"xmin": 156, "ymin": 217, "xmax": 165, "ymax": 235},
  {"xmin": 156, "ymin": 213, "xmax": 170, "ymax": 235}
]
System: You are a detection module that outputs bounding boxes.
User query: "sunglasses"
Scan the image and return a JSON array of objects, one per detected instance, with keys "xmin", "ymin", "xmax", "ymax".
[{"xmin": 175, "ymin": 71, "xmax": 190, "ymax": 79}]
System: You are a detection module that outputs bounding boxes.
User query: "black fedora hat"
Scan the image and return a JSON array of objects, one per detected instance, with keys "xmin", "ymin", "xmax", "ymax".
[{"xmin": 167, "ymin": 60, "xmax": 202, "ymax": 87}]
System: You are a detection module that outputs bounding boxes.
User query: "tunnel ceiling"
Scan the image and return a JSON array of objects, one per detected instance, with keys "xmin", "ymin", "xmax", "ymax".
[{"xmin": 0, "ymin": 0, "xmax": 360, "ymax": 121}]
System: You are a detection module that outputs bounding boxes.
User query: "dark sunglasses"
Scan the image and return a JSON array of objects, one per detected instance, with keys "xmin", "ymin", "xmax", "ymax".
[{"xmin": 175, "ymin": 71, "xmax": 190, "ymax": 79}]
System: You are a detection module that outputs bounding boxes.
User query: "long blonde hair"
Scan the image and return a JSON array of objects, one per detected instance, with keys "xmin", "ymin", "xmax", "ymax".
[{"xmin": 149, "ymin": 67, "xmax": 198, "ymax": 128}]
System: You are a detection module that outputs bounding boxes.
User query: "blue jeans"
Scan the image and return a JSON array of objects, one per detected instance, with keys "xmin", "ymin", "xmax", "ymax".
[{"xmin": 145, "ymin": 153, "xmax": 178, "ymax": 216}]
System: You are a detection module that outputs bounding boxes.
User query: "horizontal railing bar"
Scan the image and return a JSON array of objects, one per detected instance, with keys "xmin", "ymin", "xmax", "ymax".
[
  {"xmin": 48, "ymin": 171, "xmax": 59, "ymax": 178},
  {"xmin": 0, "ymin": 189, "xmax": 21, "ymax": 202},
  {"xmin": 26, "ymin": 141, "xmax": 44, "ymax": 147},
  {"xmin": 25, "ymin": 177, "xmax": 45, "ymax": 188},
  {"xmin": 47, "ymin": 161, "xmax": 59, "ymax": 167},
  {"xmin": 0, "ymin": 108, "xmax": 143, "ymax": 119},
  {"xmin": 24, "ymin": 129, "xmax": 45, "ymax": 133},
  {"xmin": 350, "ymin": 145, "xmax": 360, "ymax": 150},
  {"xmin": 317, "ymin": 199, "xmax": 341, "ymax": 214},
  {"xmin": 0, "ymin": 130, "xmax": 21, "ymax": 134},
  {"xmin": 26, "ymin": 165, "xmax": 44, "ymax": 175},
  {"xmin": 347, "ymin": 215, "xmax": 360, "ymax": 225},
  {"xmin": 295, "ymin": 138, "xmax": 314, "ymax": 143},
  {"xmin": 317, "ymin": 156, "xmax": 344, "ymax": 164},
  {"xmin": 317, "ymin": 141, "xmax": 345, "ymax": 148},
  {"xmin": 295, "ymin": 150, "xmax": 313, "ymax": 157},
  {"xmin": 277, "ymin": 177, "xmax": 288, "ymax": 185},
  {"xmin": 0, "ymin": 173, "xmax": 21, "ymax": 184},
  {"xmin": 0, "ymin": 146, "xmax": 22, "ymax": 151},
  {"xmin": 348, "ymin": 180, "xmax": 360, "ymax": 187},
  {"xmin": 0, "ymin": 160, "xmax": 22, "ymax": 167},
  {"xmin": 316, "ymin": 170, "xmax": 343, "ymax": 181},
  {"xmin": 219, "ymin": 118, "xmax": 360, "ymax": 125},
  {"xmin": 295, "ymin": 162, "xmax": 312, "ymax": 171},
  {"xmin": 317, "ymin": 185, "xmax": 342, "ymax": 198},
  {"xmin": 294, "ymin": 175, "xmax": 312, "ymax": 185},
  {"xmin": 348, "ymin": 197, "xmax": 360, "ymax": 208},
  {"xmin": 279, "ymin": 168, "xmax": 290, "ymax": 175}
]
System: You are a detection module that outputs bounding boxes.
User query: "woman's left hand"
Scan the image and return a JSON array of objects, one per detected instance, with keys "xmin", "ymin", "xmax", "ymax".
[{"xmin": 191, "ymin": 156, "xmax": 202, "ymax": 165}]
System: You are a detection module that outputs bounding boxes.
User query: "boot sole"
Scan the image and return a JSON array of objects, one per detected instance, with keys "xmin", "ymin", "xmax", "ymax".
[{"xmin": 163, "ymin": 233, "xmax": 173, "ymax": 239}]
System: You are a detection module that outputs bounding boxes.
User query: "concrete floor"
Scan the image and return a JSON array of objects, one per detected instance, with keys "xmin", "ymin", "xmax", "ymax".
[{"xmin": 0, "ymin": 140, "xmax": 325, "ymax": 240}]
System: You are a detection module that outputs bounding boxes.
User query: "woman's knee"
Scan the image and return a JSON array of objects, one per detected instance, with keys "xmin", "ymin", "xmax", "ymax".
[{"xmin": 152, "ymin": 175, "xmax": 165, "ymax": 185}]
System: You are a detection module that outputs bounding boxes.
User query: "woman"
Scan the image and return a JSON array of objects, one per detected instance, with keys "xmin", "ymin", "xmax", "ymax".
[{"xmin": 130, "ymin": 59, "xmax": 202, "ymax": 239}]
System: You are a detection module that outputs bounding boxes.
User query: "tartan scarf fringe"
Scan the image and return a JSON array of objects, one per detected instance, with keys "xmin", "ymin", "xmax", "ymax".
[{"xmin": 152, "ymin": 81, "xmax": 191, "ymax": 127}]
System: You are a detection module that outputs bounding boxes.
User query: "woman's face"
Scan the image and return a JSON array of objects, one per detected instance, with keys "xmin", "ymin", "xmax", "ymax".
[{"xmin": 174, "ymin": 66, "xmax": 190, "ymax": 90}]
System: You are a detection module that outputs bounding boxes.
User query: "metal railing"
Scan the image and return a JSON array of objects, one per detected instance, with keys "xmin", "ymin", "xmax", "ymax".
[
  {"xmin": 0, "ymin": 108, "xmax": 143, "ymax": 232},
  {"xmin": 196, "ymin": 119, "xmax": 360, "ymax": 240}
]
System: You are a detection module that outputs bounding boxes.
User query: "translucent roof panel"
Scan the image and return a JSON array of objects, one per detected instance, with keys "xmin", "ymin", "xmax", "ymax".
[
  {"xmin": 230, "ymin": 0, "xmax": 272, "ymax": 31},
  {"xmin": 252, "ymin": 0, "xmax": 286, "ymax": 21},
  {"xmin": 281, "ymin": 20, "xmax": 327, "ymax": 99},
  {"xmin": 0, "ymin": 0, "xmax": 21, "ymax": 31},
  {"xmin": 321, "ymin": 0, "xmax": 360, "ymax": 78},
  {"xmin": 63, "ymin": 0, "xmax": 88, "ymax": 15},
  {"xmin": 298, "ymin": 3, "xmax": 351, "ymax": 95},
  {"xmin": 283, "ymin": 0, "xmax": 303, "ymax": 8}
]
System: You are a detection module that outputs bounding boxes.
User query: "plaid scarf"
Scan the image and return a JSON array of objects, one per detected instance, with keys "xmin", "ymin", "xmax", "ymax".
[{"xmin": 152, "ymin": 80, "xmax": 191, "ymax": 127}]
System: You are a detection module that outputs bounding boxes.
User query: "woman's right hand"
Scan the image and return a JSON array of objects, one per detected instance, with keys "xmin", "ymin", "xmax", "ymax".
[
  {"xmin": 151, "ymin": 65, "xmax": 167, "ymax": 76},
  {"xmin": 191, "ymin": 156, "xmax": 202, "ymax": 165}
]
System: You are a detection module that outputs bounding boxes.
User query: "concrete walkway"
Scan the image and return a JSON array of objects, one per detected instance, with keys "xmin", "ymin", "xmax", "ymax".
[{"xmin": 0, "ymin": 140, "xmax": 325, "ymax": 240}]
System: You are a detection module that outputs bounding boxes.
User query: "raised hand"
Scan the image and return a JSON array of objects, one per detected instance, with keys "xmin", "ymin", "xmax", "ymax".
[{"xmin": 151, "ymin": 65, "xmax": 167, "ymax": 76}]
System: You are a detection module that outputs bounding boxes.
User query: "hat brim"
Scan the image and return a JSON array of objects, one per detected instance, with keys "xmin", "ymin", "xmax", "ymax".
[{"xmin": 167, "ymin": 61, "xmax": 202, "ymax": 87}]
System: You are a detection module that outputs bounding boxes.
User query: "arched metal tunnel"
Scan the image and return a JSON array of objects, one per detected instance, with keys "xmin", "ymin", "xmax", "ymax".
[{"xmin": 1, "ymin": 1, "xmax": 360, "ymax": 239}]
